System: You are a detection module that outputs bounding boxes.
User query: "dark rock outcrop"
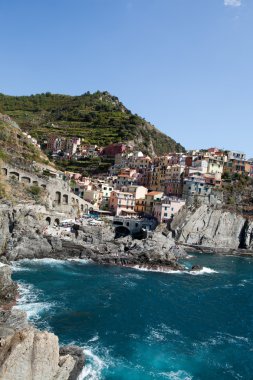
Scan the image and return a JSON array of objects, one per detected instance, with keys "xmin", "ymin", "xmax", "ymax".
[
  {"xmin": 171, "ymin": 204, "xmax": 253, "ymax": 251},
  {"xmin": 0, "ymin": 265, "xmax": 17, "ymax": 305}
]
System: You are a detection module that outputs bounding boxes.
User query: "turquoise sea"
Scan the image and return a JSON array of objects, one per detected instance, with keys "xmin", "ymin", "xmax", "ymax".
[{"xmin": 12, "ymin": 254, "xmax": 253, "ymax": 380}]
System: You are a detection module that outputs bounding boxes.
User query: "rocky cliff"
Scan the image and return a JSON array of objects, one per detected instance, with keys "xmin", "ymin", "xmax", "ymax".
[
  {"xmin": 171, "ymin": 204, "xmax": 253, "ymax": 251},
  {"xmin": 0, "ymin": 202, "xmax": 186, "ymax": 269},
  {"xmin": 0, "ymin": 265, "xmax": 17, "ymax": 306}
]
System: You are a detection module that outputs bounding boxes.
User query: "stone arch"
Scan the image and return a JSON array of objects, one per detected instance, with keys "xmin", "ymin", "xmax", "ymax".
[
  {"xmin": 1, "ymin": 168, "xmax": 8, "ymax": 176},
  {"xmin": 62, "ymin": 194, "xmax": 68, "ymax": 205},
  {"xmin": 33, "ymin": 180, "xmax": 39, "ymax": 185},
  {"xmin": 46, "ymin": 217, "xmax": 51, "ymax": 225},
  {"xmin": 115, "ymin": 226, "xmax": 130, "ymax": 239},
  {"xmin": 55, "ymin": 191, "xmax": 61, "ymax": 205},
  {"xmin": 21, "ymin": 176, "xmax": 31, "ymax": 184},
  {"xmin": 76, "ymin": 198, "xmax": 79, "ymax": 204},
  {"xmin": 71, "ymin": 197, "xmax": 75, "ymax": 205},
  {"xmin": 84, "ymin": 204, "xmax": 88, "ymax": 214},
  {"xmin": 9, "ymin": 171, "xmax": 20, "ymax": 180},
  {"xmin": 54, "ymin": 218, "xmax": 60, "ymax": 226},
  {"xmin": 81, "ymin": 204, "xmax": 84, "ymax": 211}
]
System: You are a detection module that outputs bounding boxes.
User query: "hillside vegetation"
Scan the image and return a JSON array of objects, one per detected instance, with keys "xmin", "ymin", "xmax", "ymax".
[
  {"xmin": 0, "ymin": 92, "xmax": 184, "ymax": 156},
  {"xmin": 0, "ymin": 114, "xmax": 49, "ymax": 166}
]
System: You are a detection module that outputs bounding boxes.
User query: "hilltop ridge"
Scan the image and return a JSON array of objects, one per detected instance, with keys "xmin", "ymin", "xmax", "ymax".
[{"xmin": 0, "ymin": 91, "xmax": 185, "ymax": 156}]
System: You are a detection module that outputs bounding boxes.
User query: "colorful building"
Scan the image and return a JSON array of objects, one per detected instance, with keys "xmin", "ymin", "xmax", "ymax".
[
  {"xmin": 153, "ymin": 197, "xmax": 186, "ymax": 223},
  {"xmin": 145, "ymin": 191, "xmax": 164, "ymax": 215},
  {"xmin": 109, "ymin": 190, "xmax": 135, "ymax": 216}
]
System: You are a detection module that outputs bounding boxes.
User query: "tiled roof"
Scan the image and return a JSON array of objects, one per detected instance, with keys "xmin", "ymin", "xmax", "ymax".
[{"xmin": 147, "ymin": 191, "xmax": 163, "ymax": 196}]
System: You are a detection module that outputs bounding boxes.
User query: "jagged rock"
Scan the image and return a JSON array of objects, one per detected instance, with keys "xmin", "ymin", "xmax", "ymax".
[
  {"xmin": 0, "ymin": 328, "xmax": 76, "ymax": 380},
  {"xmin": 245, "ymin": 220, "xmax": 253, "ymax": 249},
  {"xmin": 59, "ymin": 346, "xmax": 85, "ymax": 380},
  {"xmin": 171, "ymin": 204, "xmax": 247, "ymax": 249},
  {"xmin": 191, "ymin": 265, "xmax": 202, "ymax": 271},
  {"xmin": 0, "ymin": 309, "xmax": 28, "ymax": 331},
  {"xmin": 0, "ymin": 265, "xmax": 17, "ymax": 305}
]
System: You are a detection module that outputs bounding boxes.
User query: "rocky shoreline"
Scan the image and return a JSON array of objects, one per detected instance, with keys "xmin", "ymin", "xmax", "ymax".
[
  {"xmin": 1, "ymin": 202, "xmax": 253, "ymax": 379},
  {"xmin": 0, "ymin": 204, "xmax": 188, "ymax": 379}
]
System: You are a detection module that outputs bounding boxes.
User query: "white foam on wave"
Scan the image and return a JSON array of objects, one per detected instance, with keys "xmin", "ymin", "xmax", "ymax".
[
  {"xmin": 159, "ymin": 370, "xmax": 193, "ymax": 379},
  {"xmin": 12, "ymin": 258, "xmax": 91, "ymax": 271},
  {"xmin": 14, "ymin": 301, "xmax": 53, "ymax": 321},
  {"xmin": 187, "ymin": 267, "xmax": 218, "ymax": 275},
  {"xmin": 88, "ymin": 335, "xmax": 99, "ymax": 343},
  {"xmin": 198, "ymin": 332, "xmax": 249, "ymax": 348},
  {"xmin": 147, "ymin": 323, "xmax": 181, "ymax": 343},
  {"xmin": 133, "ymin": 266, "xmax": 184, "ymax": 274},
  {"xmin": 132, "ymin": 265, "xmax": 218, "ymax": 276},
  {"xmin": 0, "ymin": 262, "xmax": 6, "ymax": 267},
  {"xmin": 11, "ymin": 261, "xmax": 32, "ymax": 272},
  {"xmin": 13, "ymin": 282, "xmax": 54, "ymax": 326},
  {"xmin": 77, "ymin": 347, "xmax": 110, "ymax": 380},
  {"xmin": 67, "ymin": 258, "xmax": 91, "ymax": 264}
]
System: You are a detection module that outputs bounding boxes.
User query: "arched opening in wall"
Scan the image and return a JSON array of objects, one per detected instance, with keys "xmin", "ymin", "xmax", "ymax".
[
  {"xmin": 55, "ymin": 218, "xmax": 60, "ymax": 226},
  {"xmin": 46, "ymin": 217, "xmax": 51, "ymax": 225},
  {"xmin": 76, "ymin": 199, "xmax": 79, "ymax": 204},
  {"xmin": 62, "ymin": 194, "xmax": 68, "ymax": 205},
  {"xmin": 81, "ymin": 204, "xmax": 84, "ymax": 211},
  {"xmin": 33, "ymin": 181, "xmax": 39, "ymax": 185},
  {"xmin": 9, "ymin": 172, "xmax": 19, "ymax": 181},
  {"xmin": 1, "ymin": 168, "xmax": 7, "ymax": 176},
  {"xmin": 41, "ymin": 184, "xmax": 47, "ymax": 189},
  {"xmin": 71, "ymin": 198, "xmax": 75, "ymax": 205},
  {"xmin": 115, "ymin": 226, "xmax": 131, "ymax": 239},
  {"xmin": 21, "ymin": 176, "xmax": 31, "ymax": 184},
  {"xmin": 84, "ymin": 205, "xmax": 88, "ymax": 214},
  {"xmin": 55, "ymin": 191, "xmax": 61, "ymax": 205}
]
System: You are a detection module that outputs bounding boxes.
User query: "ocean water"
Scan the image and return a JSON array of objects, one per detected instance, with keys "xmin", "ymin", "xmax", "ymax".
[{"xmin": 12, "ymin": 254, "xmax": 253, "ymax": 380}]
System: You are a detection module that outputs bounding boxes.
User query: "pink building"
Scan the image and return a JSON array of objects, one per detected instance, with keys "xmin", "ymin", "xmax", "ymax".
[
  {"xmin": 153, "ymin": 197, "xmax": 185, "ymax": 223},
  {"xmin": 109, "ymin": 190, "xmax": 135, "ymax": 216}
]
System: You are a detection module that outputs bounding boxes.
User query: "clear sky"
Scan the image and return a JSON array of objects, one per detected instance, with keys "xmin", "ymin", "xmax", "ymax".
[{"xmin": 0, "ymin": 0, "xmax": 252, "ymax": 157}]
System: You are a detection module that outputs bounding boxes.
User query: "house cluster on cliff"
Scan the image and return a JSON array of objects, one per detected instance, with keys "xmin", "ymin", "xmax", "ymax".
[
  {"xmin": 64, "ymin": 146, "xmax": 253, "ymax": 223},
  {"xmin": 46, "ymin": 136, "xmax": 127, "ymax": 161}
]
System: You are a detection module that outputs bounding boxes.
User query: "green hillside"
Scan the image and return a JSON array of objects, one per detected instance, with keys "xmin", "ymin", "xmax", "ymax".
[
  {"xmin": 0, "ymin": 91, "xmax": 184, "ymax": 156},
  {"xmin": 0, "ymin": 114, "xmax": 49, "ymax": 166}
]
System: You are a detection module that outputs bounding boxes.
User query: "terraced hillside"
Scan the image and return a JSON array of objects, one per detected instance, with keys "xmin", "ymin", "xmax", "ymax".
[
  {"xmin": 0, "ymin": 91, "xmax": 184, "ymax": 156},
  {"xmin": 0, "ymin": 114, "xmax": 49, "ymax": 166}
]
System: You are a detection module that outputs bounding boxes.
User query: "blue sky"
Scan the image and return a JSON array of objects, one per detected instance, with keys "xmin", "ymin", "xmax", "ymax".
[{"xmin": 0, "ymin": 0, "xmax": 252, "ymax": 157}]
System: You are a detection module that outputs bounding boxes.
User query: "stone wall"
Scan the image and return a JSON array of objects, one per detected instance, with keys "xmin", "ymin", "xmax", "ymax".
[{"xmin": 0, "ymin": 163, "xmax": 93, "ymax": 215}]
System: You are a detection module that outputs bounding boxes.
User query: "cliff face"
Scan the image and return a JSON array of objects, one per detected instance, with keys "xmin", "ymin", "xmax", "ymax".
[
  {"xmin": 0, "ymin": 204, "xmax": 53, "ymax": 261},
  {"xmin": 171, "ymin": 205, "xmax": 253, "ymax": 250},
  {"xmin": 0, "ymin": 265, "xmax": 17, "ymax": 305},
  {"xmin": 0, "ymin": 327, "xmax": 76, "ymax": 380}
]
